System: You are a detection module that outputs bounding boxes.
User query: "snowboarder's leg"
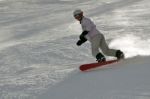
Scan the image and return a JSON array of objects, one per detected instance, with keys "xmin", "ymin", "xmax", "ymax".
[
  {"xmin": 99, "ymin": 34, "xmax": 124, "ymax": 60},
  {"xmin": 99, "ymin": 34, "xmax": 116, "ymax": 57},
  {"xmin": 91, "ymin": 35, "xmax": 106, "ymax": 62}
]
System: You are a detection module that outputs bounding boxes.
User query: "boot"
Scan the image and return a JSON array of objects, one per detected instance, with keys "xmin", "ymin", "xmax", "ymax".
[
  {"xmin": 96, "ymin": 53, "xmax": 106, "ymax": 62},
  {"xmin": 116, "ymin": 50, "xmax": 124, "ymax": 60}
]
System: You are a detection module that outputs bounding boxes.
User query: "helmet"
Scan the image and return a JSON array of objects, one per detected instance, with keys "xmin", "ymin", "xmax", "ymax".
[{"xmin": 73, "ymin": 9, "xmax": 83, "ymax": 17}]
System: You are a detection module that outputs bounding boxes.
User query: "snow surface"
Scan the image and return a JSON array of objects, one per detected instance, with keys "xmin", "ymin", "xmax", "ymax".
[{"xmin": 0, "ymin": 0, "xmax": 150, "ymax": 99}]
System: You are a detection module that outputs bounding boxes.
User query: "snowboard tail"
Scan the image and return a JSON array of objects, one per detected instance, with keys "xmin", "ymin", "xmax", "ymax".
[{"xmin": 80, "ymin": 59, "xmax": 118, "ymax": 71}]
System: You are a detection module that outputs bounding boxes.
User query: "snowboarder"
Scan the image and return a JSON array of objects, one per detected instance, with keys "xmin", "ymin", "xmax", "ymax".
[{"xmin": 73, "ymin": 9, "xmax": 124, "ymax": 62}]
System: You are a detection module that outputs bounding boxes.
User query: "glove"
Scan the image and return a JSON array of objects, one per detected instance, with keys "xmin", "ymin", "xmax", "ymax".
[{"xmin": 76, "ymin": 40, "xmax": 83, "ymax": 46}]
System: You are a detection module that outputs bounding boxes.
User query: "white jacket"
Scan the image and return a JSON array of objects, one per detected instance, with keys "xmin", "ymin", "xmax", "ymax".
[{"xmin": 80, "ymin": 17, "xmax": 101, "ymax": 41}]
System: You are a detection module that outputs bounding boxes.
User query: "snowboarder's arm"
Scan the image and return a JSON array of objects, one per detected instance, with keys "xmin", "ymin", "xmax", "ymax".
[
  {"xmin": 80, "ymin": 31, "xmax": 88, "ymax": 40},
  {"xmin": 76, "ymin": 31, "xmax": 88, "ymax": 46}
]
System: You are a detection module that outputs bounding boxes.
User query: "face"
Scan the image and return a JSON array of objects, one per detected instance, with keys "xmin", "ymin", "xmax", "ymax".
[{"xmin": 74, "ymin": 14, "xmax": 82, "ymax": 21}]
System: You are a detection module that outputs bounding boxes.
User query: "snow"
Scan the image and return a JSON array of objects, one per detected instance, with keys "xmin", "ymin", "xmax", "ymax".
[
  {"xmin": 38, "ymin": 57, "xmax": 150, "ymax": 99},
  {"xmin": 0, "ymin": 0, "xmax": 150, "ymax": 99}
]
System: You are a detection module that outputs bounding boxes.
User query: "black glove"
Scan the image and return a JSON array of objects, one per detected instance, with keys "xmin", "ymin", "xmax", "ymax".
[
  {"xmin": 76, "ymin": 40, "xmax": 83, "ymax": 46},
  {"xmin": 76, "ymin": 38, "xmax": 87, "ymax": 46}
]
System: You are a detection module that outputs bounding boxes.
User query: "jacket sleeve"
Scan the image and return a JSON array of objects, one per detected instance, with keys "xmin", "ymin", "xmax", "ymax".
[{"xmin": 80, "ymin": 31, "xmax": 88, "ymax": 40}]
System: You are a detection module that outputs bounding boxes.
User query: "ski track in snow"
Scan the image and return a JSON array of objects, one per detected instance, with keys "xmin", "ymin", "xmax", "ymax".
[{"xmin": 0, "ymin": 0, "xmax": 150, "ymax": 99}]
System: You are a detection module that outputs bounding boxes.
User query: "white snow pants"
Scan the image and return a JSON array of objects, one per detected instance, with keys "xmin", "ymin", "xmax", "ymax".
[{"xmin": 90, "ymin": 34, "xmax": 117, "ymax": 58}]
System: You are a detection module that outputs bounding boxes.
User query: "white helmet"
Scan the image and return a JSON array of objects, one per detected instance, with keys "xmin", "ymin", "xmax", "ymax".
[{"xmin": 73, "ymin": 9, "xmax": 83, "ymax": 16}]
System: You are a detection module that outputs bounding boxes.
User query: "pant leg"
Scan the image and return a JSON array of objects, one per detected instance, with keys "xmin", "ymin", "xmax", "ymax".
[
  {"xmin": 99, "ymin": 34, "xmax": 117, "ymax": 57},
  {"xmin": 90, "ymin": 35, "xmax": 101, "ymax": 57}
]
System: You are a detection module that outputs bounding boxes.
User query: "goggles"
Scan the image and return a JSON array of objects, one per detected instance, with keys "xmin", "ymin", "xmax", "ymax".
[{"xmin": 74, "ymin": 14, "xmax": 81, "ymax": 18}]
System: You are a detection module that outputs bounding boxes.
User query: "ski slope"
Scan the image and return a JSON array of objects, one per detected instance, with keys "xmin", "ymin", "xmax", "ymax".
[
  {"xmin": 38, "ymin": 56, "xmax": 150, "ymax": 99},
  {"xmin": 0, "ymin": 0, "xmax": 150, "ymax": 99}
]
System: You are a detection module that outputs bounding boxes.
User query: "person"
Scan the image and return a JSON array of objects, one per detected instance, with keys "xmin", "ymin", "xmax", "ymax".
[{"xmin": 73, "ymin": 9, "xmax": 124, "ymax": 62}]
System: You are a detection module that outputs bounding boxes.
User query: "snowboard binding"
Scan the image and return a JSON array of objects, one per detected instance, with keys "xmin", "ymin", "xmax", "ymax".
[{"xmin": 96, "ymin": 53, "xmax": 106, "ymax": 63}]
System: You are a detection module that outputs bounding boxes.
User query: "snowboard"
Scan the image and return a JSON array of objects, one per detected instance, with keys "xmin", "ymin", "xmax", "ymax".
[{"xmin": 79, "ymin": 59, "xmax": 118, "ymax": 71}]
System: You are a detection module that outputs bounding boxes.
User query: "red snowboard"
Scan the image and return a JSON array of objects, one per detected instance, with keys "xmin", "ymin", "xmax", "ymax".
[{"xmin": 79, "ymin": 59, "xmax": 118, "ymax": 71}]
